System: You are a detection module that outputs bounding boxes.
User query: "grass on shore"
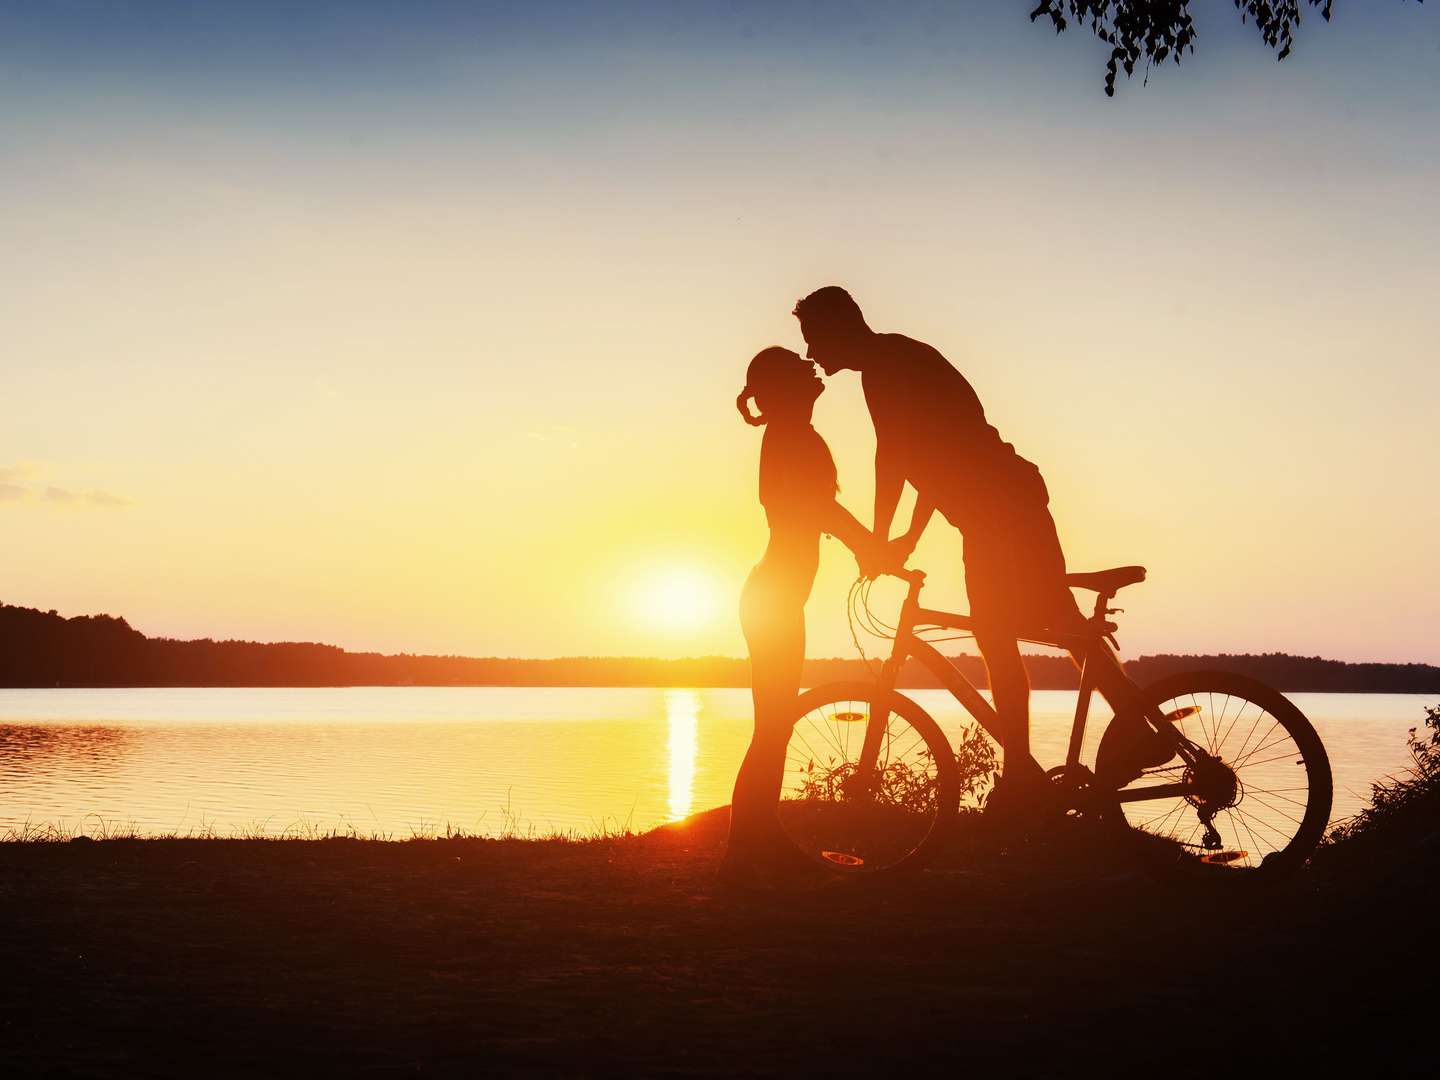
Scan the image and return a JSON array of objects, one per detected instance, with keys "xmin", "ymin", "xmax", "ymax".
[{"xmin": 1, "ymin": 801, "xmax": 640, "ymax": 845}]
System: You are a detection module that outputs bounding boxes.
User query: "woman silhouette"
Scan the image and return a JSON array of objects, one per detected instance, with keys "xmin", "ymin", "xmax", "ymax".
[{"xmin": 722, "ymin": 347, "xmax": 877, "ymax": 884}]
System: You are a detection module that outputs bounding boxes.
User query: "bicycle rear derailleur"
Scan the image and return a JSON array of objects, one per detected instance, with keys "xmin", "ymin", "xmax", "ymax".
[{"xmin": 1184, "ymin": 754, "xmax": 1241, "ymax": 851}]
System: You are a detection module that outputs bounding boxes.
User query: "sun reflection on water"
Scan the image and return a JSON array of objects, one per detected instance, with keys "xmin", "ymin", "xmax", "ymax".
[
  {"xmin": 665, "ymin": 689, "xmax": 700, "ymax": 822},
  {"xmin": 0, "ymin": 689, "xmax": 1418, "ymax": 838}
]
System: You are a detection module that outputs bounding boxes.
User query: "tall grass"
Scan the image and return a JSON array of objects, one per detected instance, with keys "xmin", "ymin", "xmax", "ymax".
[{"xmin": 1325, "ymin": 703, "xmax": 1440, "ymax": 845}]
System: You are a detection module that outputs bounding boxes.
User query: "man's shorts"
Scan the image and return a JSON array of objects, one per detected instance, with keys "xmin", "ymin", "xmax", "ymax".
[{"xmin": 949, "ymin": 457, "xmax": 1081, "ymax": 635}]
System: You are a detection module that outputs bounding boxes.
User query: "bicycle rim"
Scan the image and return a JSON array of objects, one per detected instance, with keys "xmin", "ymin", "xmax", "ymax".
[
  {"xmin": 1108, "ymin": 671, "xmax": 1332, "ymax": 882},
  {"xmin": 779, "ymin": 684, "xmax": 959, "ymax": 875}
]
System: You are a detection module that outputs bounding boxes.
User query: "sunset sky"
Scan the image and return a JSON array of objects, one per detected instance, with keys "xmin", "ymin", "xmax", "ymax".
[{"xmin": 4, "ymin": 1, "xmax": 1438, "ymax": 663}]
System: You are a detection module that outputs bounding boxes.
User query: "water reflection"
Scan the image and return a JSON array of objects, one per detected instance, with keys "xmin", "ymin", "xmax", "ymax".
[
  {"xmin": 666, "ymin": 690, "xmax": 699, "ymax": 821},
  {"xmin": 0, "ymin": 688, "xmax": 1421, "ymax": 838},
  {"xmin": 0, "ymin": 724, "xmax": 135, "ymax": 765}
]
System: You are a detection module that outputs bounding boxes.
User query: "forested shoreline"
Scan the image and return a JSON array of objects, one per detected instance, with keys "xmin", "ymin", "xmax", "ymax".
[{"xmin": 2, "ymin": 603, "xmax": 1436, "ymax": 692}]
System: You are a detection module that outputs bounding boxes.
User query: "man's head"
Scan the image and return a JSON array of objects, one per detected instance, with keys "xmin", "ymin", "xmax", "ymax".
[{"xmin": 793, "ymin": 285, "xmax": 872, "ymax": 375}]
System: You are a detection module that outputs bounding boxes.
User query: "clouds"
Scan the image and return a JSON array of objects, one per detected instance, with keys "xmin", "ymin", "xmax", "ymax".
[
  {"xmin": 45, "ymin": 485, "xmax": 132, "ymax": 507},
  {"xmin": 81, "ymin": 489, "xmax": 131, "ymax": 508},
  {"xmin": 0, "ymin": 466, "xmax": 131, "ymax": 509}
]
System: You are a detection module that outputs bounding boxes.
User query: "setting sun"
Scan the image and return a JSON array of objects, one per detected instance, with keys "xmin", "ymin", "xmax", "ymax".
[{"xmin": 637, "ymin": 569, "xmax": 720, "ymax": 632}]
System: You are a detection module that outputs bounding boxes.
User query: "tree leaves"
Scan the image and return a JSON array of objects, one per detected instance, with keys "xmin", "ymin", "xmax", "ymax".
[{"xmin": 1027, "ymin": 1, "xmax": 1417, "ymax": 96}]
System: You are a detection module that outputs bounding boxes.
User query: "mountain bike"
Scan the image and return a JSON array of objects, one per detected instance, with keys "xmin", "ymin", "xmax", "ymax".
[{"xmin": 776, "ymin": 566, "xmax": 1333, "ymax": 886}]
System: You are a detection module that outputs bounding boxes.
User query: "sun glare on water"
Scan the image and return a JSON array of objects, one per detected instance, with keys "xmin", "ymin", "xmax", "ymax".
[
  {"xmin": 638, "ymin": 568, "xmax": 720, "ymax": 631},
  {"xmin": 666, "ymin": 689, "xmax": 700, "ymax": 822}
]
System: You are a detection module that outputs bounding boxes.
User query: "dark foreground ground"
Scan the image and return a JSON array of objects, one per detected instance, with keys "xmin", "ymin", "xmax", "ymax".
[{"xmin": 2, "ymin": 808, "xmax": 1435, "ymax": 1078}]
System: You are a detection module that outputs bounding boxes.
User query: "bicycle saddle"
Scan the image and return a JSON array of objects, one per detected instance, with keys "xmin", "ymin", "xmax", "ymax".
[{"xmin": 1065, "ymin": 565, "xmax": 1147, "ymax": 594}]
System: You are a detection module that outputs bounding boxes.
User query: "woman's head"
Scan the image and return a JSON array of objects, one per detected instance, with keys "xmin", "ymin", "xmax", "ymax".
[{"xmin": 736, "ymin": 346, "xmax": 823, "ymax": 427}]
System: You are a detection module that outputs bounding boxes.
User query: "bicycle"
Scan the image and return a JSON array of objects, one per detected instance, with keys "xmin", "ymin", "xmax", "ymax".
[{"xmin": 776, "ymin": 565, "xmax": 1333, "ymax": 886}]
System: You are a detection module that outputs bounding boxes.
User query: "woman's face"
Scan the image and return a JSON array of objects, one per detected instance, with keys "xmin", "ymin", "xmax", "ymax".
[{"xmin": 755, "ymin": 354, "xmax": 823, "ymax": 415}]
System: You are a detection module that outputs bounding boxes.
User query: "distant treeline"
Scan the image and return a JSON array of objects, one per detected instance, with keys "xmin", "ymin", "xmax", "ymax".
[{"xmin": 2, "ymin": 603, "xmax": 1437, "ymax": 692}]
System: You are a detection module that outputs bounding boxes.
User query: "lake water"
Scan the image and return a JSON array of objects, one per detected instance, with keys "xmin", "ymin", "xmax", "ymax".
[{"xmin": 0, "ymin": 688, "xmax": 1432, "ymax": 839}]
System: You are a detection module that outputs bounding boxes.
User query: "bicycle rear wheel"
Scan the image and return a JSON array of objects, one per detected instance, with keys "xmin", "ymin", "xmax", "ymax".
[
  {"xmin": 778, "ymin": 682, "xmax": 961, "ymax": 876},
  {"xmin": 1098, "ymin": 671, "xmax": 1332, "ymax": 885}
]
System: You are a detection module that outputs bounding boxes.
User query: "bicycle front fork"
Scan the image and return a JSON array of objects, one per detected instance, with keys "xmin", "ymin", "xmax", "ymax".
[{"xmin": 854, "ymin": 657, "xmax": 903, "ymax": 786}]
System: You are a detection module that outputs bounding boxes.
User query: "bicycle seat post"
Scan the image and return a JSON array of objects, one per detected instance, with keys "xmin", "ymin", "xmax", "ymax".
[{"xmin": 1091, "ymin": 590, "xmax": 1111, "ymax": 621}]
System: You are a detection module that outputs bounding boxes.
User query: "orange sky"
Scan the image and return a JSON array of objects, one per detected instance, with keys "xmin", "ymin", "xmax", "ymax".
[{"xmin": 3, "ymin": 3, "xmax": 1438, "ymax": 663}]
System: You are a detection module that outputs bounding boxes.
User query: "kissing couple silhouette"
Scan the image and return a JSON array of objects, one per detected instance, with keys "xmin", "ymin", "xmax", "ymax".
[{"xmin": 719, "ymin": 286, "xmax": 1168, "ymax": 886}]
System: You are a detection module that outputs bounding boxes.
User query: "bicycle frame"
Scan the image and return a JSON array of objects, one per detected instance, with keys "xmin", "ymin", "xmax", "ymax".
[{"xmin": 856, "ymin": 573, "xmax": 1205, "ymax": 804}]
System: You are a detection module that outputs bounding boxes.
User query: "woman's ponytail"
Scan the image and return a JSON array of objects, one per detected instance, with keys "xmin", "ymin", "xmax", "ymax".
[{"xmin": 736, "ymin": 387, "xmax": 764, "ymax": 426}]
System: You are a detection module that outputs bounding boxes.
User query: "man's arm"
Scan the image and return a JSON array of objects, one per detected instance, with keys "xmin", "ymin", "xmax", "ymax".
[
  {"xmin": 872, "ymin": 441, "xmax": 905, "ymax": 544},
  {"xmin": 895, "ymin": 494, "xmax": 936, "ymax": 557},
  {"xmin": 871, "ymin": 459, "xmax": 934, "ymax": 576},
  {"xmin": 873, "ymin": 493, "xmax": 935, "ymax": 574}
]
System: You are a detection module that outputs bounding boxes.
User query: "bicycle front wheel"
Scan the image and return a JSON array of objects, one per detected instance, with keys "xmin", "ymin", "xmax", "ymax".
[
  {"xmin": 1099, "ymin": 671, "xmax": 1332, "ymax": 884},
  {"xmin": 778, "ymin": 682, "xmax": 961, "ymax": 876}
]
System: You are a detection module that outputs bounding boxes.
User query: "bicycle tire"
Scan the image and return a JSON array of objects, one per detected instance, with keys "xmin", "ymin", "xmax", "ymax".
[
  {"xmin": 1097, "ymin": 670, "xmax": 1332, "ymax": 886},
  {"xmin": 778, "ymin": 681, "xmax": 961, "ymax": 876}
]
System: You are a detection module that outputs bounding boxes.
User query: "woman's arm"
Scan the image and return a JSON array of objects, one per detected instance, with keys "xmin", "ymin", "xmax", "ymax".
[{"xmin": 820, "ymin": 500, "xmax": 880, "ymax": 575}]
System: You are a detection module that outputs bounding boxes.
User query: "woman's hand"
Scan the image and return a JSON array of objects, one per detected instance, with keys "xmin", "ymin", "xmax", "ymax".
[
  {"xmin": 853, "ymin": 540, "xmax": 883, "ymax": 580},
  {"xmin": 852, "ymin": 535, "xmax": 910, "ymax": 578},
  {"xmin": 854, "ymin": 533, "xmax": 910, "ymax": 579}
]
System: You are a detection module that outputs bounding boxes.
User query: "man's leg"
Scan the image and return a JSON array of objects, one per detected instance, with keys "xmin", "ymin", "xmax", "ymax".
[
  {"xmin": 964, "ymin": 463, "xmax": 1070, "ymax": 799},
  {"xmin": 1082, "ymin": 640, "xmax": 1177, "ymax": 786},
  {"xmin": 974, "ymin": 628, "xmax": 1041, "ymax": 782}
]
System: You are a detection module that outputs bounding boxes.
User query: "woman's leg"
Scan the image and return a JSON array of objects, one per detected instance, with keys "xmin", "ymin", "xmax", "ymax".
[{"xmin": 726, "ymin": 581, "xmax": 806, "ymax": 862}]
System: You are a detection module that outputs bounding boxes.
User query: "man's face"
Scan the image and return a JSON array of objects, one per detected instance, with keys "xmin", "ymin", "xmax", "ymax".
[{"xmin": 797, "ymin": 318, "xmax": 857, "ymax": 376}]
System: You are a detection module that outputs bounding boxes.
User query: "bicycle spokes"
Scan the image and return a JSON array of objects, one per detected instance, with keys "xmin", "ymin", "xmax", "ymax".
[
  {"xmin": 1118, "ymin": 690, "xmax": 1316, "ymax": 871},
  {"xmin": 781, "ymin": 696, "xmax": 948, "ymax": 872}
]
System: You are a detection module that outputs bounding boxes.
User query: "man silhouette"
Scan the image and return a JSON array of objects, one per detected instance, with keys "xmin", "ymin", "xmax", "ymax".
[{"xmin": 793, "ymin": 286, "xmax": 1086, "ymax": 810}]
